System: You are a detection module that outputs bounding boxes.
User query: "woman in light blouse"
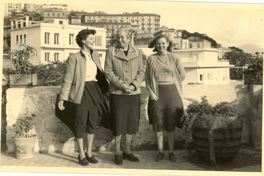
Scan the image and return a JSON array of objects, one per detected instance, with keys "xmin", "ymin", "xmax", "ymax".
[
  {"xmin": 58, "ymin": 29, "xmax": 109, "ymax": 166},
  {"xmin": 145, "ymin": 34, "xmax": 185, "ymax": 162}
]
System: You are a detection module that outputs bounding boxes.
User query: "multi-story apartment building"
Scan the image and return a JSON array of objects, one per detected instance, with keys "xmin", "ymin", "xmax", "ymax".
[
  {"xmin": 41, "ymin": 4, "xmax": 68, "ymax": 10},
  {"xmin": 174, "ymin": 48, "xmax": 232, "ymax": 84},
  {"xmin": 42, "ymin": 8, "xmax": 70, "ymax": 21},
  {"xmin": 5, "ymin": 3, "xmax": 23, "ymax": 16},
  {"xmin": 83, "ymin": 11, "xmax": 160, "ymax": 34},
  {"xmin": 24, "ymin": 3, "xmax": 42, "ymax": 12},
  {"xmin": 10, "ymin": 17, "xmax": 107, "ymax": 65}
]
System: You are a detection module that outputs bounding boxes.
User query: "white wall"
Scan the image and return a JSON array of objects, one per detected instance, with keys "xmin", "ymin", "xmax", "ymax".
[
  {"xmin": 197, "ymin": 68, "xmax": 230, "ymax": 84},
  {"xmin": 10, "ymin": 27, "xmax": 41, "ymax": 65},
  {"xmin": 11, "ymin": 22, "xmax": 107, "ymax": 65}
]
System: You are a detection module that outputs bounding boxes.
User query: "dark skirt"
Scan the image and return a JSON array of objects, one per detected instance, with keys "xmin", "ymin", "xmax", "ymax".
[
  {"xmin": 110, "ymin": 94, "xmax": 140, "ymax": 136},
  {"xmin": 148, "ymin": 84, "xmax": 183, "ymax": 132},
  {"xmin": 55, "ymin": 81, "xmax": 110, "ymax": 138}
]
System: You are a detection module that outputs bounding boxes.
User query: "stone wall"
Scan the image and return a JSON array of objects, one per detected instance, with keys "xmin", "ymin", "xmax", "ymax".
[{"xmin": 4, "ymin": 81, "xmax": 262, "ymax": 154}]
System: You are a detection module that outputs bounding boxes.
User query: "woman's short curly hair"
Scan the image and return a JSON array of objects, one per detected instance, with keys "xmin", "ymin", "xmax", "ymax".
[
  {"xmin": 76, "ymin": 29, "xmax": 96, "ymax": 48},
  {"xmin": 148, "ymin": 34, "xmax": 173, "ymax": 52}
]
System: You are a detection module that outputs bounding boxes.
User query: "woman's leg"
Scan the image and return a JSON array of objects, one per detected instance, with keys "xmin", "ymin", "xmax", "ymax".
[
  {"xmin": 115, "ymin": 135, "xmax": 122, "ymax": 155},
  {"xmin": 77, "ymin": 138, "xmax": 85, "ymax": 159},
  {"xmin": 156, "ymin": 131, "xmax": 164, "ymax": 153},
  {"xmin": 125, "ymin": 134, "xmax": 132, "ymax": 154},
  {"xmin": 155, "ymin": 130, "xmax": 165, "ymax": 162},
  {"xmin": 167, "ymin": 131, "xmax": 175, "ymax": 153},
  {"xmin": 86, "ymin": 133, "xmax": 94, "ymax": 157}
]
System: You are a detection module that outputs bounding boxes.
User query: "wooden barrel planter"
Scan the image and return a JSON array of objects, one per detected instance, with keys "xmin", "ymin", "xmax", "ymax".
[{"xmin": 192, "ymin": 116, "xmax": 242, "ymax": 165}]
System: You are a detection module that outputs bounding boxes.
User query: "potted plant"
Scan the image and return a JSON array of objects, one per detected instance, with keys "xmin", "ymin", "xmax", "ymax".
[
  {"xmin": 13, "ymin": 114, "xmax": 37, "ymax": 159},
  {"xmin": 244, "ymin": 54, "xmax": 263, "ymax": 85},
  {"xmin": 185, "ymin": 96, "xmax": 242, "ymax": 165},
  {"xmin": 9, "ymin": 44, "xmax": 37, "ymax": 87}
]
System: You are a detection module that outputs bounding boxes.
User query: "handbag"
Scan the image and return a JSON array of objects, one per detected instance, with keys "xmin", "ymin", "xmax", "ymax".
[{"xmin": 55, "ymin": 94, "xmax": 76, "ymax": 134}]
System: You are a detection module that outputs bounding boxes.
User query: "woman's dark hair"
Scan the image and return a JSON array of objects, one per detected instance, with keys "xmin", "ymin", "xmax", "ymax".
[
  {"xmin": 76, "ymin": 29, "xmax": 96, "ymax": 48},
  {"xmin": 148, "ymin": 34, "xmax": 173, "ymax": 52}
]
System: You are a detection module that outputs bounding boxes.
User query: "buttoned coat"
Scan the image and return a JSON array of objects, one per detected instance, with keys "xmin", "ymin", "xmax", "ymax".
[{"xmin": 104, "ymin": 45, "xmax": 145, "ymax": 95}]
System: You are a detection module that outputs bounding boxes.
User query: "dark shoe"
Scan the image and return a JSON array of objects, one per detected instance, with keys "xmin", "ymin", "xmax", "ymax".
[
  {"xmin": 85, "ymin": 153, "xmax": 98, "ymax": 164},
  {"xmin": 114, "ymin": 154, "xmax": 123, "ymax": 165},
  {"xmin": 168, "ymin": 152, "xmax": 176, "ymax": 162},
  {"xmin": 123, "ymin": 152, "xmax": 139, "ymax": 162},
  {"xmin": 155, "ymin": 152, "xmax": 164, "ymax": 162},
  {"xmin": 78, "ymin": 154, "xmax": 89, "ymax": 166}
]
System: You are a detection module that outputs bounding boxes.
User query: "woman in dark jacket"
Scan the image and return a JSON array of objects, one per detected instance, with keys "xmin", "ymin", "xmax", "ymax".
[
  {"xmin": 58, "ymin": 29, "xmax": 109, "ymax": 166},
  {"xmin": 146, "ymin": 34, "xmax": 185, "ymax": 162}
]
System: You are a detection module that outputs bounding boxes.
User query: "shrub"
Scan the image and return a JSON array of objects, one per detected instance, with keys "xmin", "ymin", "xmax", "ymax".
[
  {"xmin": 186, "ymin": 96, "xmax": 239, "ymax": 129},
  {"xmin": 32, "ymin": 62, "xmax": 66, "ymax": 86},
  {"xmin": 13, "ymin": 114, "xmax": 36, "ymax": 138}
]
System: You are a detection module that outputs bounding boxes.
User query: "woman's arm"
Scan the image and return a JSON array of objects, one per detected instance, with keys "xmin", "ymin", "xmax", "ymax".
[
  {"xmin": 130, "ymin": 49, "xmax": 145, "ymax": 90},
  {"xmin": 59, "ymin": 55, "xmax": 75, "ymax": 101},
  {"xmin": 175, "ymin": 56, "xmax": 186, "ymax": 81},
  {"xmin": 145, "ymin": 57, "xmax": 158, "ymax": 101},
  {"xmin": 104, "ymin": 48, "xmax": 128, "ymax": 90}
]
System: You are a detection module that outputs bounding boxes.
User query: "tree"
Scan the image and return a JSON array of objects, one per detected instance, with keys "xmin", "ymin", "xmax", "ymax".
[
  {"xmin": 181, "ymin": 30, "xmax": 218, "ymax": 48},
  {"xmin": 223, "ymin": 47, "xmax": 252, "ymax": 66}
]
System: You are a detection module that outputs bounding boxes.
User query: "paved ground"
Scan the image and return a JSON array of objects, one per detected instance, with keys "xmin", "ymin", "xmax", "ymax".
[{"xmin": 0, "ymin": 148, "xmax": 261, "ymax": 172}]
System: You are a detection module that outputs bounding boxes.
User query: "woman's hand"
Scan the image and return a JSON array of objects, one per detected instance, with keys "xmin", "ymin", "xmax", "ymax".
[
  {"xmin": 149, "ymin": 92, "xmax": 158, "ymax": 101},
  {"xmin": 122, "ymin": 84, "xmax": 134, "ymax": 93},
  {"xmin": 58, "ymin": 100, "xmax": 65, "ymax": 110}
]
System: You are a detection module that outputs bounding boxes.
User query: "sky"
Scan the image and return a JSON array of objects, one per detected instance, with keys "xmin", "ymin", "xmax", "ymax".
[{"xmin": 3, "ymin": 0, "xmax": 264, "ymax": 53}]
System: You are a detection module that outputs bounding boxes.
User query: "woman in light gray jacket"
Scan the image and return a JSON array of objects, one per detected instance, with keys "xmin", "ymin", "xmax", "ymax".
[{"xmin": 104, "ymin": 28, "xmax": 145, "ymax": 165}]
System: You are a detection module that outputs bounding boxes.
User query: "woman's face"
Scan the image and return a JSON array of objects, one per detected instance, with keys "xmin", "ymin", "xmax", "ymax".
[
  {"xmin": 82, "ymin": 34, "xmax": 95, "ymax": 49},
  {"xmin": 156, "ymin": 37, "xmax": 169, "ymax": 52},
  {"xmin": 116, "ymin": 31, "xmax": 129, "ymax": 49}
]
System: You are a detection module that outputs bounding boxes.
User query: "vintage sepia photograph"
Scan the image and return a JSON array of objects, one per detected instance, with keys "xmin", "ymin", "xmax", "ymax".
[{"xmin": 0, "ymin": 0, "xmax": 263, "ymax": 175}]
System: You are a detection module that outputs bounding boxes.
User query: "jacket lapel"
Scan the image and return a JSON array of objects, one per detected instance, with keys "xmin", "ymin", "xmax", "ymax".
[
  {"xmin": 91, "ymin": 51, "xmax": 103, "ymax": 71},
  {"xmin": 114, "ymin": 45, "xmax": 137, "ymax": 61},
  {"xmin": 80, "ymin": 50, "xmax": 103, "ymax": 72}
]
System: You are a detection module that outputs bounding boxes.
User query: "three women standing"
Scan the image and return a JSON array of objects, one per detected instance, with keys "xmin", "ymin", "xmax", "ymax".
[{"xmin": 145, "ymin": 34, "xmax": 185, "ymax": 162}]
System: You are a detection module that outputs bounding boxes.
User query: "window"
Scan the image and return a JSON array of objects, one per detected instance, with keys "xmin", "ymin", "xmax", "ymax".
[
  {"xmin": 95, "ymin": 36, "xmax": 102, "ymax": 46},
  {"xmin": 69, "ymin": 33, "xmax": 74, "ymax": 45},
  {"xmin": 200, "ymin": 74, "xmax": 203, "ymax": 81},
  {"xmin": 23, "ymin": 22, "xmax": 26, "ymax": 27},
  {"xmin": 18, "ymin": 21, "xmax": 21, "ymax": 28},
  {"xmin": 16, "ymin": 35, "xmax": 19, "ymax": 44},
  {"xmin": 59, "ymin": 21, "xmax": 63, "ymax": 24},
  {"xmin": 190, "ymin": 43, "xmax": 193, "ymax": 48},
  {"xmin": 54, "ymin": 53, "xmax": 59, "ymax": 61},
  {"xmin": 197, "ymin": 43, "xmax": 200, "ymax": 48},
  {"xmin": 20, "ymin": 35, "xmax": 23, "ymax": 44},
  {"xmin": 45, "ymin": 52, "xmax": 50, "ymax": 62},
  {"xmin": 44, "ymin": 32, "xmax": 50, "ymax": 44},
  {"xmin": 24, "ymin": 34, "xmax": 26, "ymax": 44},
  {"xmin": 54, "ymin": 33, "xmax": 59, "ymax": 45}
]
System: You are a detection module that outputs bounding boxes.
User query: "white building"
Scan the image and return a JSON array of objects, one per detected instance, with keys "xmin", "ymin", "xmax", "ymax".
[
  {"xmin": 10, "ymin": 17, "xmax": 107, "ymax": 65},
  {"xmin": 5, "ymin": 3, "xmax": 23, "ymax": 16},
  {"xmin": 174, "ymin": 48, "xmax": 232, "ymax": 84}
]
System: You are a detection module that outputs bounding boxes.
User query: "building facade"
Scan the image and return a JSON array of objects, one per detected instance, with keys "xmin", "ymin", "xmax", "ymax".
[
  {"xmin": 5, "ymin": 3, "xmax": 23, "ymax": 16},
  {"xmin": 24, "ymin": 3, "xmax": 42, "ymax": 12},
  {"xmin": 174, "ymin": 48, "xmax": 232, "ymax": 84},
  {"xmin": 82, "ymin": 11, "xmax": 160, "ymax": 34},
  {"xmin": 10, "ymin": 17, "xmax": 107, "ymax": 65}
]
